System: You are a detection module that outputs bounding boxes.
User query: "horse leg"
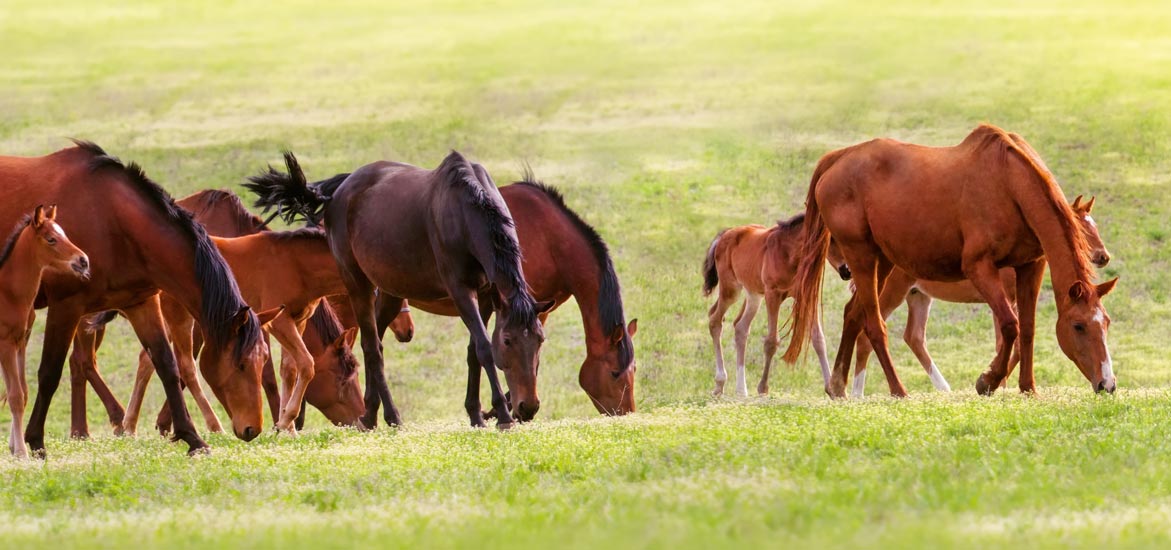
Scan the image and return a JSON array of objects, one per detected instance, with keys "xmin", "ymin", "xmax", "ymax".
[
  {"xmin": 68, "ymin": 332, "xmax": 91, "ymax": 439},
  {"xmin": 828, "ymin": 293, "xmax": 864, "ymax": 398},
  {"xmin": 295, "ymin": 400, "xmax": 308, "ymax": 431},
  {"xmin": 2, "ymin": 341, "xmax": 27, "ymax": 458},
  {"xmin": 121, "ymin": 298, "xmax": 207, "ymax": 454},
  {"xmin": 854, "ymin": 270, "xmax": 916, "ymax": 398},
  {"xmin": 23, "ymin": 304, "xmax": 83, "ymax": 457},
  {"xmin": 464, "ymin": 304, "xmax": 492, "ymax": 428},
  {"xmin": 811, "ymin": 308, "xmax": 832, "ymax": 389},
  {"xmin": 452, "ymin": 290, "xmax": 513, "ymax": 428},
  {"xmin": 271, "ymin": 315, "xmax": 315, "ymax": 433},
  {"xmin": 757, "ymin": 290, "xmax": 784, "ymax": 395},
  {"xmin": 81, "ymin": 327, "xmax": 127, "ymax": 434},
  {"xmin": 852, "ymin": 333, "xmax": 872, "ymax": 398},
  {"xmin": 121, "ymin": 349, "xmax": 155, "ymax": 436},
  {"xmin": 965, "ymin": 260, "xmax": 1020, "ymax": 395},
  {"xmin": 850, "ymin": 255, "xmax": 906, "ymax": 398},
  {"xmin": 732, "ymin": 294, "xmax": 761, "ymax": 398},
  {"xmin": 342, "ymin": 273, "xmax": 399, "ymax": 429},
  {"xmin": 261, "ymin": 336, "xmax": 281, "ymax": 426},
  {"xmin": 1012, "ymin": 259, "xmax": 1045, "ymax": 393},
  {"xmin": 707, "ymin": 284, "xmax": 739, "ymax": 397},
  {"xmin": 904, "ymin": 291, "xmax": 950, "ymax": 391},
  {"xmin": 169, "ymin": 316, "xmax": 223, "ymax": 434}
]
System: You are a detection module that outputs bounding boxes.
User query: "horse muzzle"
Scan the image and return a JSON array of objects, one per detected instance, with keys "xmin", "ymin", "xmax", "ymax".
[{"xmin": 72, "ymin": 255, "xmax": 91, "ymax": 280}]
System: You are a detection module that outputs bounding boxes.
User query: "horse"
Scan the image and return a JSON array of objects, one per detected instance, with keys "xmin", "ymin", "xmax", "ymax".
[
  {"xmin": 848, "ymin": 196, "xmax": 1112, "ymax": 397},
  {"xmin": 328, "ymin": 294, "xmax": 415, "ymax": 343},
  {"xmin": 699, "ymin": 214, "xmax": 849, "ymax": 397},
  {"xmin": 784, "ymin": 125, "xmax": 1119, "ymax": 398},
  {"xmin": 0, "ymin": 141, "xmax": 268, "ymax": 456},
  {"xmin": 0, "ymin": 206, "xmax": 90, "ymax": 457},
  {"xmin": 67, "ymin": 189, "xmax": 369, "ymax": 436},
  {"xmin": 246, "ymin": 152, "xmax": 553, "ymax": 429},
  {"xmin": 366, "ymin": 175, "xmax": 639, "ymax": 416}
]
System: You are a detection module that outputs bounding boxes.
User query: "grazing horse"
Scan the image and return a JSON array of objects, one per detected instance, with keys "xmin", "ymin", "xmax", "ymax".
[
  {"xmin": 0, "ymin": 206, "xmax": 90, "ymax": 457},
  {"xmin": 247, "ymin": 152, "xmax": 553, "ymax": 428},
  {"xmin": 0, "ymin": 142, "xmax": 268, "ymax": 455},
  {"xmin": 368, "ymin": 176, "xmax": 639, "ymax": 416},
  {"xmin": 328, "ymin": 294, "xmax": 415, "ymax": 343},
  {"xmin": 700, "ymin": 215, "xmax": 849, "ymax": 397},
  {"xmin": 784, "ymin": 125, "xmax": 1119, "ymax": 398},
  {"xmin": 68, "ymin": 190, "xmax": 369, "ymax": 436},
  {"xmin": 849, "ymin": 196, "xmax": 1112, "ymax": 397}
]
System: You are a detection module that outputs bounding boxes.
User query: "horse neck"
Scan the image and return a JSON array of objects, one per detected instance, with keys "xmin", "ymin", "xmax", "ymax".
[
  {"xmin": 0, "ymin": 230, "xmax": 46, "ymax": 317},
  {"xmin": 557, "ymin": 241, "xmax": 620, "ymax": 357},
  {"xmin": 1007, "ymin": 167, "xmax": 1089, "ymax": 295}
]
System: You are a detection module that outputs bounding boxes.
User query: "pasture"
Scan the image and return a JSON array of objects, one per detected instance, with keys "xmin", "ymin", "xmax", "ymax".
[{"xmin": 2, "ymin": 0, "xmax": 1171, "ymax": 547}]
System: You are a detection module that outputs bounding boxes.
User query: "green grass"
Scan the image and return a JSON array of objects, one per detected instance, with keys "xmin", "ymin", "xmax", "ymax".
[{"xmin": 2, "ymin": 0, "xmax": 1171, "ymax": 547}]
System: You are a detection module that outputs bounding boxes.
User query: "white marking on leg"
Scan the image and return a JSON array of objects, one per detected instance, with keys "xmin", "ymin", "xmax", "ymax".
[
  {"xmin": 928, "ymin": 363, "xmax": 951, "ymax": 391},
  {"xmin": 851, "ymin": 368, "xmax": 867, "ymax": 398}
]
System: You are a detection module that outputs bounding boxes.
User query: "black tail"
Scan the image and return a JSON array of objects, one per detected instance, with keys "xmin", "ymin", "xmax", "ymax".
[
  {"xmin": 702, "ymin": 229, "xmax": 726, "ymax": 297},
  {"xmin": 84, "ymin": 310, "xmax": 120, "ymax": 333},
  {"xmin": 243, "ymin": 151, "xmax": 326, "ymax": 225},
  {"xmin": 311, "ymin": 173, "xmax": 351, "ymax": 199}
]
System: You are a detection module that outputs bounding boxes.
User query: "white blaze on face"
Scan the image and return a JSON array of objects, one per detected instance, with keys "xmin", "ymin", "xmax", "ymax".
[
  {"xmin": 48, "ymin": 221, "xmax": 68, "ymax": 241},
  {"xmin": 1084, "ymin": 215, "xmax": 1097, "ymax": 228},
  {"xmin": 1094, "ymin": 307, "xmax": 1115, "ymax": 382}
]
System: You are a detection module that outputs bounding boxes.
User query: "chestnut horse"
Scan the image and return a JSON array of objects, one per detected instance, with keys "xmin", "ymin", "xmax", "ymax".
[
  {"xmin": 367, "ymin": 175, "xmax": 638, "ymax": 416},
  {"xmin": 0, "ymin": 142, "xmax": 268, "ymax": 456},
  {"xmin": 785, "ymin": 125, "xmax": 1119, "ymax": 398},
  {"xmin": 0, "ymin": 206, "xmax": 90, "ymax": 457},
  {"xmin": 247, "ymin": 152, "xmax": 552, "ymax": 428},
  {"xmin": 700, "ymin": 214, "xmax": 849, "ymax": 397},
  {"xmin": 68, "ymin": 190, "xmax": 379, "ymax": 436},
  {"xmin": 849, "ymin": 196, "xmax": 1112, "ymax": 397}
]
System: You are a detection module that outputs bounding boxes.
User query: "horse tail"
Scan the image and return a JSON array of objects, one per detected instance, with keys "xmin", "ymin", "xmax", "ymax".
[
  {"xmin": 84, "ymin": 310, "xmax": 120, "ymax": 334},
  {"xmin": 702, "ymin": 229, "xmax": 727, "ymax": 297},
  {"xmin": 782, "ymin": 148, "xmax": 850, "ymax": 363},
  {"xmin": 310, "ymin": 173, "xmax": 351, "ymax": 199},
  {"xmin": 243, "ymin": 151, "xmax": 327, "ymax": 225}
]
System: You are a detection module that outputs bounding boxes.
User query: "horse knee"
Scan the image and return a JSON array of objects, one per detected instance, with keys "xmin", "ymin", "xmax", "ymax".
[
  {"xmin": 998, "ymin": 319, "xmax": 1019, "ymax": 344},
  {"xmin": 902, "ymin": 329, "xmax": 924, "ymax": 350},
  {"xmin": 762, "ymin": 336, "xmax": 779, "ymax": 357}
]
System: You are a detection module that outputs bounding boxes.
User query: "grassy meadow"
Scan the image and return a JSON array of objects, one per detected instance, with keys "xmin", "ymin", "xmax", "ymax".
[{"xmin": 2, "ymin": 0, "xmax": 1171, "ymax": 547}]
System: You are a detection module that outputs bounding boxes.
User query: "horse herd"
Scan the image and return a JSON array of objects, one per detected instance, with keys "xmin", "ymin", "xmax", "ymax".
[{"xmin": 0, "ymin": 123, "xmax": 1118, "ymax": 459}]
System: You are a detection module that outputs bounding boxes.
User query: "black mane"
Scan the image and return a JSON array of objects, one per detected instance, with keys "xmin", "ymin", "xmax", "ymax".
[
  {"xmin": 182, "ymin": 189, "xmax": 266, "ymax": 235},
  {"xmin": 513, "ymin": 171, "xmax": 634, "ymax": 373},
  {"xmin": 263, "ymin": 226, "xmax": 327, "ymax": 242},
  {"xmin": 75, "ymin": 140, "xmax": 261, "ymax": 360},
  {"xmin": 0, "ymin": 215, "xmax": 33, "ymax": 271},
  {"xmin": 775, "ymin": 212, "xmax": 806, "ymax": 230},
  {"xmin": 437, "ymin": 151, "xmax": 537, "ymax": 328}
]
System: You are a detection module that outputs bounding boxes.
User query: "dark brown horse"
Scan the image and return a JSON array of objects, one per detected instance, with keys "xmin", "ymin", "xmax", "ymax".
[
  {"xmin": 247, "ymin": 152, "xmax": 552, "ymax": 428},
  {"xmin": 0, "ymin": 205, "xmax": 90, "ymax": 457},
  {"xmin": 368, "ymin": 176, "xmax": 639, "ymax": 416},
  {"xmin": 0, "ymin": 142, "xmax": 267, "ymax": 455},
  {"xmin": 785, "ymin": 125, "xmax": 1119, "ymax": 398},
  {"xmin": 70, "ymin": 189, "xmax": 374, "ymax": 435}
]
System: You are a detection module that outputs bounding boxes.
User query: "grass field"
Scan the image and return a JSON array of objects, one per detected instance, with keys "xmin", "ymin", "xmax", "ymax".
[{"xmin": 3, "ymin": 0, "xmax": 1171, "ymax": 547}]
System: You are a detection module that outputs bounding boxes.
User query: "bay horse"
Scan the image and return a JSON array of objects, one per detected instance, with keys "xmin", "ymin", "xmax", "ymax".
[
  {"xmin": 700, "ymin": 214, "xmax": 849, "ymax": 397},
  {"xmin": 247, "ymin": 152, "xmax": 553, "ymax": 428},
  {"xmin": 784, "ymin": 125, "xmax": 1119, "ymax": 398},
  {"xmin": 67, "ymin": 190, "xmax": 371, "ymax": 436},
  {"xmin": 0, "ymin": 206, "xmax": 90, "ymax": 457},
  {"xmin": 0, "ymin": 142, "xmax": 269, "ymax": 456},
  {"xmin": 849, "ymin": 196, "xmax": 1112, "ymax": 397}
]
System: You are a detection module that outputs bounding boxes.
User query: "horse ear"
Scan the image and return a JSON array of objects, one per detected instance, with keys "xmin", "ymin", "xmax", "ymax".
[
  {"xmin": 32, "ymin": 205, "xmax": 47, "ymax": 228},
  {"xmin": 486, "ymin": 290, "xmax": 504, "ymax": 312},
  {"xmin": 627, "ymin": 318, "xmax": 638, "ymax": 338},
  {"xmin": 1067, "ymin": 281, "xmax": 1090, "ymax": 303},
  {"xmin": 230, "ymin": 305, "xmax": 252, "ymax": 332},
  {"xmin": 46, "ymin": 204, "xmax": 58, "ymax": 220},
  {"xmin": 1071, "ymin": 195, "xmax": 1083, "ymax": 210},
  {"xmin": 1085, "ymin": 196, "xmax": 1096, "ymax": 213},
  {"xmin": 609, "ymin": 323, "xmax": 626, "ymax": 345},
  {"xmin": 337, "ymin": 327, "xmax": 358, "ymax": 349},
  {"xmin": 1096, "ymin": 277, "xmax": 1119, "ymax": 298},
  {"xmin": 535, "ymin": 300, "xmax": 556, "ymax": 315},
  {"xmin": 255, "ymin": 305, "xmax": 285, "ymax": 328}
]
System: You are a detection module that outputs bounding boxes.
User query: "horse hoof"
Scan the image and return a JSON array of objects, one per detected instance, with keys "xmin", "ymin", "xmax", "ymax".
[
  {"xmin": 975, "ymin": 375, "xmax": 997, "ymax": 396},
  {"xmin": 496, "ymin": 421, "xmax": 515, "ymax": 431},
  {"xmin": 757, "ymin": 385, "xmax": 769, "ymax": 396},
  {"xmin": 187, "ymin": 445, "xmax": 211, "ymax": 457}
]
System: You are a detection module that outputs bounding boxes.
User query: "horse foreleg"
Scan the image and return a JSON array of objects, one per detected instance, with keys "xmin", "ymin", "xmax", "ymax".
[
  {"xmin": 270, "ymin": 315, "xmax": 315, "ymax": 433},
  {"xmin": 168, "ymin": 317, "xmax": 223, "ymax": 434},
  {"xmin": 1012, "ymin": 260, "xmax": 1045, "ymax": 393},
  {"xmin": 342, "ymin": 273, "xmax": 399, "ymax": 429},
  {"xmin": 810, "ymin": 308, "xmax": 832, "ymax": 390},
  {"xmin": 121, "ymin": 349, "xmax": 155, "ymax": 436},
  {"xmin": 707, "ymin": 284, "xmax": 738, "ymax": 397},
  {"xmin": 829, "ymin": 293, "xmax": 864, "ymax": 398},
  {"xmin": 24, "ymin": 304, "xmax": 83, "ymax": 457},
  {"xmin": 80, "ymin": 326, "xmax": 127, "ymax": 434},
  {"xmin": 757, "ymin": 291, "xmax": 784, "ymax": 395},
  {"xmin": 261, "ymin": 339, "xmax": 281, "ymax": 426},
  {"xmin": 67, "ymin": 332, "xmax": 91, "ymax": 439},
  {"xmin": 904, "ymin": 291, "xmax": 950, "ymax": 391},
  {"xmin": 965, "ymin": 260, "xmax": 1020, "ymax": 395},
  {"xmin": 2, "ymin": 341, "xmax": 28, "ymax": 458},
  {"xmin": 465, "ymin": 304, "xmax": 492, "ymax": 427},
  {"xmin": 732, "ymin": 294, "xmax": 761, "ymax": 398},
  {"xmin": 122, "ymin": 297, "xmax": 207, "ymax": 454},
  {"xmin": 452, "ymin": 290, "xmax": 513, "ymax": 429}
]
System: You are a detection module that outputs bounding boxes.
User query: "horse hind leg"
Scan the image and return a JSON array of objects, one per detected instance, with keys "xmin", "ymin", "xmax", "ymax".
[
  {"xmin": 732, "ymin": 293, "xmax": 762, "ymax": 398},
  {"xmin": 848, "ymin": 254, "xmax": 907, "ymax": 398},
  {"xmin": 2, "ymin": 342, "xmax": 28, "ymax": 458},
  {"xmin": 756, "ymin": 291, "xmax": 784, "ymax": 395},
  {"xmin": 708, "ymin": 283, "xmax": 739, "ymax": 397},
  {"xmin": 903, "ymin": 290, "xmax": 950, "ymax": 391}
]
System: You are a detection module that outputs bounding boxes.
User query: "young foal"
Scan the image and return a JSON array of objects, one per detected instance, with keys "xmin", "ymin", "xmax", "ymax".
[
  {"xmin": 849, "ymin": 196, "xmax": 1112, "ymax": 396},
  {"xmin": 701, "ymin": 214, "xmax": 849, "ymax": 397},
  {"xmin": 0, "ymin": 206, "xmax": 89, "ymax": 457}
]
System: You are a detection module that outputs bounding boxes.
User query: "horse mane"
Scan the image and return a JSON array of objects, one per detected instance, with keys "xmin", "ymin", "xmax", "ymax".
[
  {"xmin": 775, "ymin": 211, "xmax": 806, "ymax": 230},
  {"xmin": 513, "ymin": 171, "xmax": 633, "ymax": 372},
  {"xmin": 0, "ymin": 215, "xmax": 33, "ymax": 271},
  {"xmin": 263, "ymin": 226, "xmax": 327, "ymax": 242},
  {"xmin": 308, "ymin": 300, "xmax": 343, "ymax": 345},
  {"xmin": 73, "ymin": 140, "xmax": 262, "ymax": 360},
  {"xmin": 968, "ymin": 125, "xmax": 1095, "ymax": 283},
  {"xmin": 437, "ymin": 151, "xmax": 537, "ymax": 327},
  {"xmin": 182, "ymin": 189, "xmax": 266, "ymax": 235}
]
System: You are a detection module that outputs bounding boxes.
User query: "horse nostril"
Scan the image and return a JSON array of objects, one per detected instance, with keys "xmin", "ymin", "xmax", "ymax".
[
  {"xmin": 517, "ymin": 400, "xmax": 540, "ymax": 421},
  {"xmin": 240, "ymin": 426, "xmax": 259, "ymax": 441},
  {"xmin": 1095, "ymin": 380, "xmax": 1107, "ymax": 393}
]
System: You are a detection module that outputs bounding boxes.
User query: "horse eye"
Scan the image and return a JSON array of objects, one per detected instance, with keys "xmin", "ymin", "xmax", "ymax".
[
  {"xmin": 503, "ymin": 338, "xmax": 512, "ymax": 347},
  {"xmin": 46, "ymin": 237, "xmax": 57, "ymax": 245},
  {"xmin": 1073, "ymin": 323, "xmax": 1086, "ymax": 334}
]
